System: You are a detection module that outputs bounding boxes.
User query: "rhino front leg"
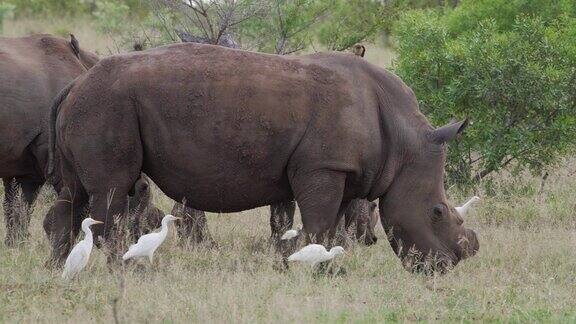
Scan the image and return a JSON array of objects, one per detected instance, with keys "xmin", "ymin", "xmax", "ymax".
[
  {"xmin": 287, "ymin": 169, "xmax": 347, "ymax": 274},
  {"xmin": 3, "ymin": 176, "xmax": 44, "ymax": 247},
  {"xmin": 290, "ymin": 169, "xmax": 346, "ymax": 245}
]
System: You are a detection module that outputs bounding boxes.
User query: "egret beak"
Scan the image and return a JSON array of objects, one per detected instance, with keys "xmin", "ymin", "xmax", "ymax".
[{"xmin": 94, "ymin": 221, "xmax": 104, "ymax": 224}]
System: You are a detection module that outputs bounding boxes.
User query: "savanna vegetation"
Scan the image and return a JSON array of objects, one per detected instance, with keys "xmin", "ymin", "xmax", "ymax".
[{"xmin": 1, "ymin": 0, "xmax": 575, "ymax": 322}]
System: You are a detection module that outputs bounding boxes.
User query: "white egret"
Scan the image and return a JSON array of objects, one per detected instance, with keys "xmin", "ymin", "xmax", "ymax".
[
  {"xmin": 280, "ymin": 228, "xmax": 300, "ymax": 240},
  {"xmin": 122, "ymin": 214, "xmax": 180, "ymax": 263},
  {"xmin": 287, "ymin": 244, "xmax": 345, "ymax": 266},
  {"xmin": 455, "ymin": 196, "xmax": 481, "ymax": 217},
  {"xmin": 62, "ymin": 218, "xmax": 103, "ymax": 280}
]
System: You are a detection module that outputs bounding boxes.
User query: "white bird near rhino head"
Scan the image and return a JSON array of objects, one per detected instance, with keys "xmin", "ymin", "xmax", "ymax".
[
  {"xmin": 62, "ymin": 218, "xmax": 103, "ymax": 280},
  {"xmin": 122, "ymin": 215, "xmax": 180, "ymax": 263},
  {"xmin": 287, "ymin": 244, "xmax": 345, "ymax": 267},
  {"xmin": 455, "ymin": 196, "xmax": 481, "ymax": 217}
]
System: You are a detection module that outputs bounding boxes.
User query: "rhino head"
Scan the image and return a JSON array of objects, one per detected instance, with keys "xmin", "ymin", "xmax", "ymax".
[{"xmin": 380, "ymin": 119, "xmax": 479, "ymax": 274}]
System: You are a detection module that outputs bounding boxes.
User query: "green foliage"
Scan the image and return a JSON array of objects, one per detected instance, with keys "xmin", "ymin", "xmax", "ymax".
[
  {"xmin": 3, "ymin": 0, "xmax": 89, "ymax": 16},
  {"xmin": 241, "ymin": 0, "xmax": 330, "ymax": 54},
  {"xmin": 2, "ymin": 0, "xmax": 149, "ymax": 17},
  {"xmin": 395, "ymin": 0, "xmax": 576, "ymax": 186},
  {"xmin": 316, "ymin": 0, "xmax": 386, "ymax": 51},
  {"xmin": 93, "ymin": 1, "xmax": 130, "ymax": 34},
  {"xmin": 152, "ymin": 0, "xmax": 388, "ymax": 54},
  {"xmin": 0, "ymin": 3, "xmax": 15, "ymax": 33}
]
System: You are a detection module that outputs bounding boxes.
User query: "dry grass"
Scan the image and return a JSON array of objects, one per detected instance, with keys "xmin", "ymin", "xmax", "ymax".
[
  {"xmin": 1, "ymin": 157, "xmax": 575, "ymax": 322},
  {"xmin": 2, "ymin": 16, "xmax": 121, "ymax": 55}
]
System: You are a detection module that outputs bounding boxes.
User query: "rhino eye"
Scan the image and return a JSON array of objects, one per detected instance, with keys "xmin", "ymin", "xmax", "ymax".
[{"xmin": 432, "ymin": 204, "xmax": 445, "ymax": 221}]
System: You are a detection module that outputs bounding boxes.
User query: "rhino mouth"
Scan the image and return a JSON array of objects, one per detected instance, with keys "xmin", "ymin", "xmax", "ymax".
[
  {"xmin": 457, "ymin": 229, "xmax": 479, "ymax": 259},
  {"xmin": 401, "ymin": 249, "xmax": 457, "ymax": 274}
]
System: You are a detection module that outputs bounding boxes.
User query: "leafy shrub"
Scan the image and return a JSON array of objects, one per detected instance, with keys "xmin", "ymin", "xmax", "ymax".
[
  {"xmin": 395, "ymin": 0, "xmax": 576, "ymax": 187},
  {"xmin": 93, "ymin": 1, "xmax": 130, "ymax": 34},
  {"xmin": 316, "ymin": 0, "xmax": 386, "ymax": 51},
  {"xmin": 0, "ymin": 3, "xmax": 15, "ymax": 32}
]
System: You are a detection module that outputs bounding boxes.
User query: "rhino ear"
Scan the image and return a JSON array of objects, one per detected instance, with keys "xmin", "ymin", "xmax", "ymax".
[{"xmin": 430, "ymin": 119, "xmax": 468, "ymax": 144}]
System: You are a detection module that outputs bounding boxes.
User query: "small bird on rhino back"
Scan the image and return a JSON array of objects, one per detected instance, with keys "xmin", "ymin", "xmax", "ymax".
[{"xmin": 122, "ymin": 215, "xmax": 181, "ymax": 263}]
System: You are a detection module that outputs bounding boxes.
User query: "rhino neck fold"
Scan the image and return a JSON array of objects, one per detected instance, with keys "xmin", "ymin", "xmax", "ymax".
[{"xmin": 368, "ymin": 112, "xmax": 430, "ymax": 202}]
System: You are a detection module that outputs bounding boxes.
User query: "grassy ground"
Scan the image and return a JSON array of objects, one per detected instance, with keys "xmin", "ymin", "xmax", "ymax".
[{"xmin": 1, "ymin": 158, "xmax": 575, "ymax": 322}]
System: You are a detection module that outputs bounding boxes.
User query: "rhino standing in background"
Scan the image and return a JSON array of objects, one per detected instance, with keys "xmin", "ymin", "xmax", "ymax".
[
  {"xmin": 0, "ymin": 34, "xmax": 98, "ymax": 246},
  {"xmin": 46, "ymin": 43, "xmax": 479, "ymax": 272},
  {"xmin": 0, "ymin": 34, "xmax": 162, "ymax": 247}
]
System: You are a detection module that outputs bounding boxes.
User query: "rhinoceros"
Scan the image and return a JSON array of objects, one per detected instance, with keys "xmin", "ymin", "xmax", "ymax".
[
  {"xmin": 0, "ymin": 34, "xmax": 162, "ymax": 246},
  {"xmin": 172, "ymin": 33, "xmax": 378, "ymax": 248},
  {"xmin": 46, "ymin": 43, "xmax": 479, "ymax": 272}
]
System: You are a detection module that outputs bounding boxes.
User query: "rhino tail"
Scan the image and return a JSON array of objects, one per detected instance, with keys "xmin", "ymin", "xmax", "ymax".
[{"xmin": 47, "ymin": 80, "xmax": 75, "ymax": 179}]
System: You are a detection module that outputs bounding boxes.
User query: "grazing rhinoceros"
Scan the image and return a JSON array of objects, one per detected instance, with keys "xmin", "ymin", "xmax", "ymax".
[
  {"xmin": 0, "ymin": 34, "xmax": 162, "ymax": 246},
  {"xmin": 172, "ymin": 32, "xmax": 378, "ymax": 248},
  {"xmin": 46, "ymin": 43, "xmax": 479, "ymax": 272}
]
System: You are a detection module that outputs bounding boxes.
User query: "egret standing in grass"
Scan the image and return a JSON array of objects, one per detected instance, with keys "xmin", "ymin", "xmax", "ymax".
[
  {"xmin": 62, "ymin": 218, "xmax": 103, "ymax": 280},
  {"xmin": 122, "ymin": 214, "xmax": 181, "ymax": 263},
  {"xmin": 287, "ymin": 244, "xmax": 345, "ymax": 267},
  {"xmin": 455, "ymin": 196, "xmax": 481, "ymax": 217}
]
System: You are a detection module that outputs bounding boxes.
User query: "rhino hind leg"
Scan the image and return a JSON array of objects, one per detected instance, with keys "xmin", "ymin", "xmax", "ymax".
[
  {"xmin": 269, "ymin": 200, "xmax": 296, "ymax": 243},
  {"xmin": 3, "ymin": 176, "xmax": 43, "ymax": 247},
  {"xmin": 43, "ymin": 181, "xmax": 88, "ymax": 267},
  {"xmin": 172, "ymin": 202, "xmax": 216, "ymax": 248}
]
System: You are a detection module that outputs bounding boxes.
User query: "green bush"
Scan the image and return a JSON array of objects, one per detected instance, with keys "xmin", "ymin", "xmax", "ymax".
[
  {"xmin": 316, "ymin": 0, "xmax": 386, "ymax": 51},
  {"xmin": 394, "ymin": 0, "xmax": 576, "ymax": 187},
  {"xmin": 2, "ymin": 0, "xmax": 149, "ymax": 17},
  {"xmin": 93, "ymin": 1, "xmax": 130, "ymax": 34},
  {"xmin": 0, "ymin": 3, "xmax": 15, "ymax": 33}
]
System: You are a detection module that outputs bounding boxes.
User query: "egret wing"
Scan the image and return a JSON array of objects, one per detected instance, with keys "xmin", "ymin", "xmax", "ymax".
[
  {"xmin": 62, "ymin": 242, "xmax": 90, "ymax": 279},
  {"xmin": 288, "ymin": 244, "xmax": 325, "ymax": 263},
  {"xmin": 124, "ymin": 232, "xmax": 161, "ymax": 259}
]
